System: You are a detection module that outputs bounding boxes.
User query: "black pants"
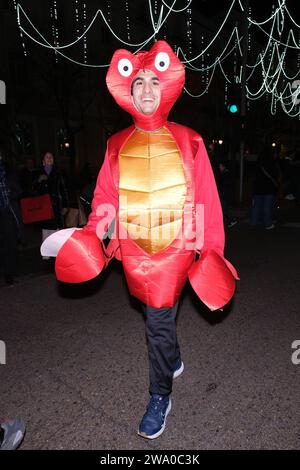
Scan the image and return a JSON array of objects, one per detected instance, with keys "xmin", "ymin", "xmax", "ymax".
[{"xmin": 144, "ymin": 302, "xmax": 181, "ymax": 396}]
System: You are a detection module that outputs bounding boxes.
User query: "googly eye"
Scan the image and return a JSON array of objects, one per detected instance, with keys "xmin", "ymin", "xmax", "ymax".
[
  {"xmin": 154, "ymin": 52, "xmax": 170, "ymax": 72},
  {"xmin": 117, "ymin": 58, "xmax": 133, "ymax": 77}
]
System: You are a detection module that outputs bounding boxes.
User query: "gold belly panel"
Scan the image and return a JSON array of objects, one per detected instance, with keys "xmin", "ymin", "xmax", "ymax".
[{"xmin": 119, "ymin": 127, "xmax": 187, "ymax": 254}]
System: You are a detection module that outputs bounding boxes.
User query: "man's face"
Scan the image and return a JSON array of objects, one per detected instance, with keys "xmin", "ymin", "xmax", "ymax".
[{"xmin": 131, "ymin": 70, "xmax": 161, "ymax": 115}]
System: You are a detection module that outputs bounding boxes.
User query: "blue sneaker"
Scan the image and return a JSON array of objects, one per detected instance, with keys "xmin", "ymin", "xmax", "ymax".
[
  {"xmin": 138, "ymin": 394, "xmax": 171, "ymax": 439},
  {"xmin": 173, "ymin": 360, "xmax": 184, "ymax": 379}
]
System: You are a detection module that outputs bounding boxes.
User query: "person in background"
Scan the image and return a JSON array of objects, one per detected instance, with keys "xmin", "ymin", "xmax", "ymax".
[
  {"xmin": 0, "ymin": 152, "xmax": 24, "ymax": 285},
  {"xmin": 285, "ymin": 148, "xmax": 300, "ymax": 204},
  {"xmin": 251, "ymin": 146, "xmax": 280, "ymax": 230},
  {"xmin": 34, "ymin": 152, "xmax": 69, "ymax": 247},
  {"xmin": 216, "ymin": 160, "xmax": 238, "ymax": 228},
  {"xmin": 19, "ymin": 157, "xmax": 38, "ymax": 197},
  {"xmin": 76, "ymin": 162, "xmax": 97, "ymax": 219}
]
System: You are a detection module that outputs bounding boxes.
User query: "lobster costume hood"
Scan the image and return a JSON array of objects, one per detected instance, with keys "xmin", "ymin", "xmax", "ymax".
[
  {"xmin": 106, "ymin": 40, "xmax": 184, "ymax": 131},
  {"xmin": 43, "ymin": 40, "xmax": 238, "ymax": 310}
]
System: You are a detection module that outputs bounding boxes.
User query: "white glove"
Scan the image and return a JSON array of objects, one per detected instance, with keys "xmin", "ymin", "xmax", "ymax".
[{"xmin": 40, "ymin": 227, "xmax": 82, "ymax": 257}]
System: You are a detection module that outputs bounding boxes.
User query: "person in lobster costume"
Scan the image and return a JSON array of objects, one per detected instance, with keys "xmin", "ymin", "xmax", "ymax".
[{"xmin": 42, "ymin": 40, "xmax": 238, "ymax": 439}]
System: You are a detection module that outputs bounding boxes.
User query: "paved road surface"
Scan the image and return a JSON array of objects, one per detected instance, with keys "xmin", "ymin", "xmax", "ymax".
[{"xmin": 1, "ymin": 206, "xmax": 300, "ymax": 450}]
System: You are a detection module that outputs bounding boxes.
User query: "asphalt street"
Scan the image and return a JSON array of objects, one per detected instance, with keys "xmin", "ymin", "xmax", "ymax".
[{"xmin": 1, "ymin": 204, "xmax": 300, "ymax": 450}]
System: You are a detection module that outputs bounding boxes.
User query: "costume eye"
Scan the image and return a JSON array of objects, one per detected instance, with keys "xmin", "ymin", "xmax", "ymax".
[
  {"xmin": 154, "ymin": 52, "xmax": 170, "ymax": 72},
  {"xmin": 117, "ymin": 58, "xmax": 133, "ymax": 77}
]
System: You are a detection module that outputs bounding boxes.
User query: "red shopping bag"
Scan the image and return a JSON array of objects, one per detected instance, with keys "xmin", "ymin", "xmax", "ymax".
[{"xmin": 20, "ymin": 194, "xmax": 54, "ymax": 224}]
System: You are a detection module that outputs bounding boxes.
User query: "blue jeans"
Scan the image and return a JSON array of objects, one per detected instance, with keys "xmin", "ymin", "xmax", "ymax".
[{"xmin": 251, "ymin": 194, "xmax": 276, "ymax": 228}]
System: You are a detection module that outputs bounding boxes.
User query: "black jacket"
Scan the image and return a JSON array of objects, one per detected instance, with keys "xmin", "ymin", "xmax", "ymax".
[{"xmin": 33, "ymin": 167, "xmax": 69, "ymax": 229}]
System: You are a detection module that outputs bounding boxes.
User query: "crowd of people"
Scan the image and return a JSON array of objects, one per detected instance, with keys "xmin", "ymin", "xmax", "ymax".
[
  {"xmin": 1, "ymin": 139, "xmax": 300, "ymax": 289},
  {"xmin": 0, "ymin": 148, "xmax": 71, "ymax": 282},
  {"xmin": 214, "ymin": 145, "xmax": 300, "ymax": 230}
]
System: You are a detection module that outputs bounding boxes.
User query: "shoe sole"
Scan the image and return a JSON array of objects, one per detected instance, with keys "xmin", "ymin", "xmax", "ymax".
[
  {"xmin": 137, "ymin": 399, "xmax": 172, "ymax": 440},
  {"xmin": 173, "ymin": 361, "xmax": 184, "ymax": 379}
]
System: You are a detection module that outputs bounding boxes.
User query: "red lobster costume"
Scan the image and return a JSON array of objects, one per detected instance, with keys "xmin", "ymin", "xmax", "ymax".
[{"xmin": 53, "ymin": 41, "xmax": 238, "ymax": 310}]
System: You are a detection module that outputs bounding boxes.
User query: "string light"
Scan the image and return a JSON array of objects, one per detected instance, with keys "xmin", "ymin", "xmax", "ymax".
[
  {"xmin": 162, "ymin": 12, "xmax": 168, "ymax": 41},
  {"xmin": 162, "ymin": 0, "xmax": 192, "ymax": 13},
  {"xmin": 125, "ymin": 0, "xmax": 131, "ymax": 42},
  {"xmin": 75, "ymin": 0, "xmax": 80, "ymax": 38},
  {"xmin": 50, "ymin": 1, "xmax": 59, "ymax": 63},
  {"xmin": 53, "ymin": 1, "xmax": 59, "ymax": 45},
  {"xmin": 16, "ymin": 1, "xmax": 185, "ymax": 55},
  {"xmin": 224, "ymin": 80, "xmax": 228, "ymax": 107},
  {"xmin": 13, "ymin": 0, "xmax": 27, "ymax": 56},
  {"xmin": 201, "ymin": 36, "xmax": 205, "ymax": 85},
  {"xmin": 179, "ymin": 27, "xmax": 243, "ymax": 76},
  {"xmin": 14, "ymin": 0, "xmax": 300, "ymax": 118},
  {"xmin": 246, "ymin": 5, "xmax": 251, "ymax": 111},
  {"xmin": 297, "ymin": 32, "xmax": 300, "ymax": 71},
  {"xmin": 83, "ymin": 2, "xmax": 88, "ymax": 63},
  {"xmin": 205, "ymin": 53, "xmax": 209, "ymax": 92},
  {"xmin": 107, "ymin": 0, "xmax": 111, "ymax": 24},
  {"xmin": 149, "ymin": 0, "xmax": 159, "ymax": 35},
  {"xmin": 74, "ymin": 0, "xmax": 87, "ymax": 64},
  {"xmin": 180, "ymin": 0, "xmax": 241, "ymax": 65},
  {"xmin": 233, "ymin": 22, "xmax": 239, "ymax": 83},
  {"xmin": 248, "ymin": 6, "xmax": 252, "ymax": 52},
  {"xmin": 246, "ymin": 1, "xmax": 300, "ymax": 117},
  {"xmin": 186, "ymin": 6, "xmax": 192, "ymax": 56}
]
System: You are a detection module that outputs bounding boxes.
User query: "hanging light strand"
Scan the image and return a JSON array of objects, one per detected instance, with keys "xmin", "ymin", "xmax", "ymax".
[
  {"xmin": 53, "ymin": 1, "xmax": 59, "ymax": 46},
  {"xmin": 125, "ymin": 0, "xmax": 131, "ymax": 41},
  {"xmin": 83, "ymin": 2, "xmax": 88, "ymax": 63},
  {"xmin": 297, "ymin": 32, "xmax": 300, "ymax": 72},
  {"xmin": 13, "ymin": 0, "xmax": 300, "ymax": 117},
  {"xmin": 205, "ymin": 52, "xmax": 210, "ymax": 92},
  {"xmin": 107, "ymin": 0, "xmax": 111, "ymax": 24},
  {"xmin": 224, "ymin": 79, "xmax": 228, "ymax": 106},
  {"xmin": 186, "ymin": 6, "xmax": 192, "ymax": 56},
  {"xmin": 51, "ymin": 1, "xmax": 59, "ymax": 63},
  {"xmin": 13, "ymin": 0, "xmax": 27, "ymax": 56},
  {"xmin": 75, "ymin": 0, "xmax": 80, "ymax": 38},
  {"xmin": 201, "ymin": 36, "xmax": 205, "ymax": 84}
]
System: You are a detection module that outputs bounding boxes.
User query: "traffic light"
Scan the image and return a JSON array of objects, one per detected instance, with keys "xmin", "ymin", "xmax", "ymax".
[
  {"xmin": 227, "ymin": 103, "xmax": 238, "ymax": 114},
  {"xmin": 226, "ymin": 83, "xmax": 240, "ymax": 114}
]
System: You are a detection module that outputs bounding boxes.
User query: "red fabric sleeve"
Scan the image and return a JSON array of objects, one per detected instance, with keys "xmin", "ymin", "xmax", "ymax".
[
  {"xmin": 55, "ymin": 229, "xmax": 107, "ymax": 283},
  {"xmin": 55, "ymin": 143, "xmax": 119, "ymax": 283},
  {"xmin": 194, "ymin": 138, "xmax": 225, "ymax": 255},
  {"xmin": 188, "ymin": 249, "xmax": 237, "ymax": 311},
  {"xmin": 189, "ymin": 136, "xmax": 239, "ymax": 310},
  {"xmin": 85, "ymin": 142, "xmax": 119, "ymax": 236}
]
